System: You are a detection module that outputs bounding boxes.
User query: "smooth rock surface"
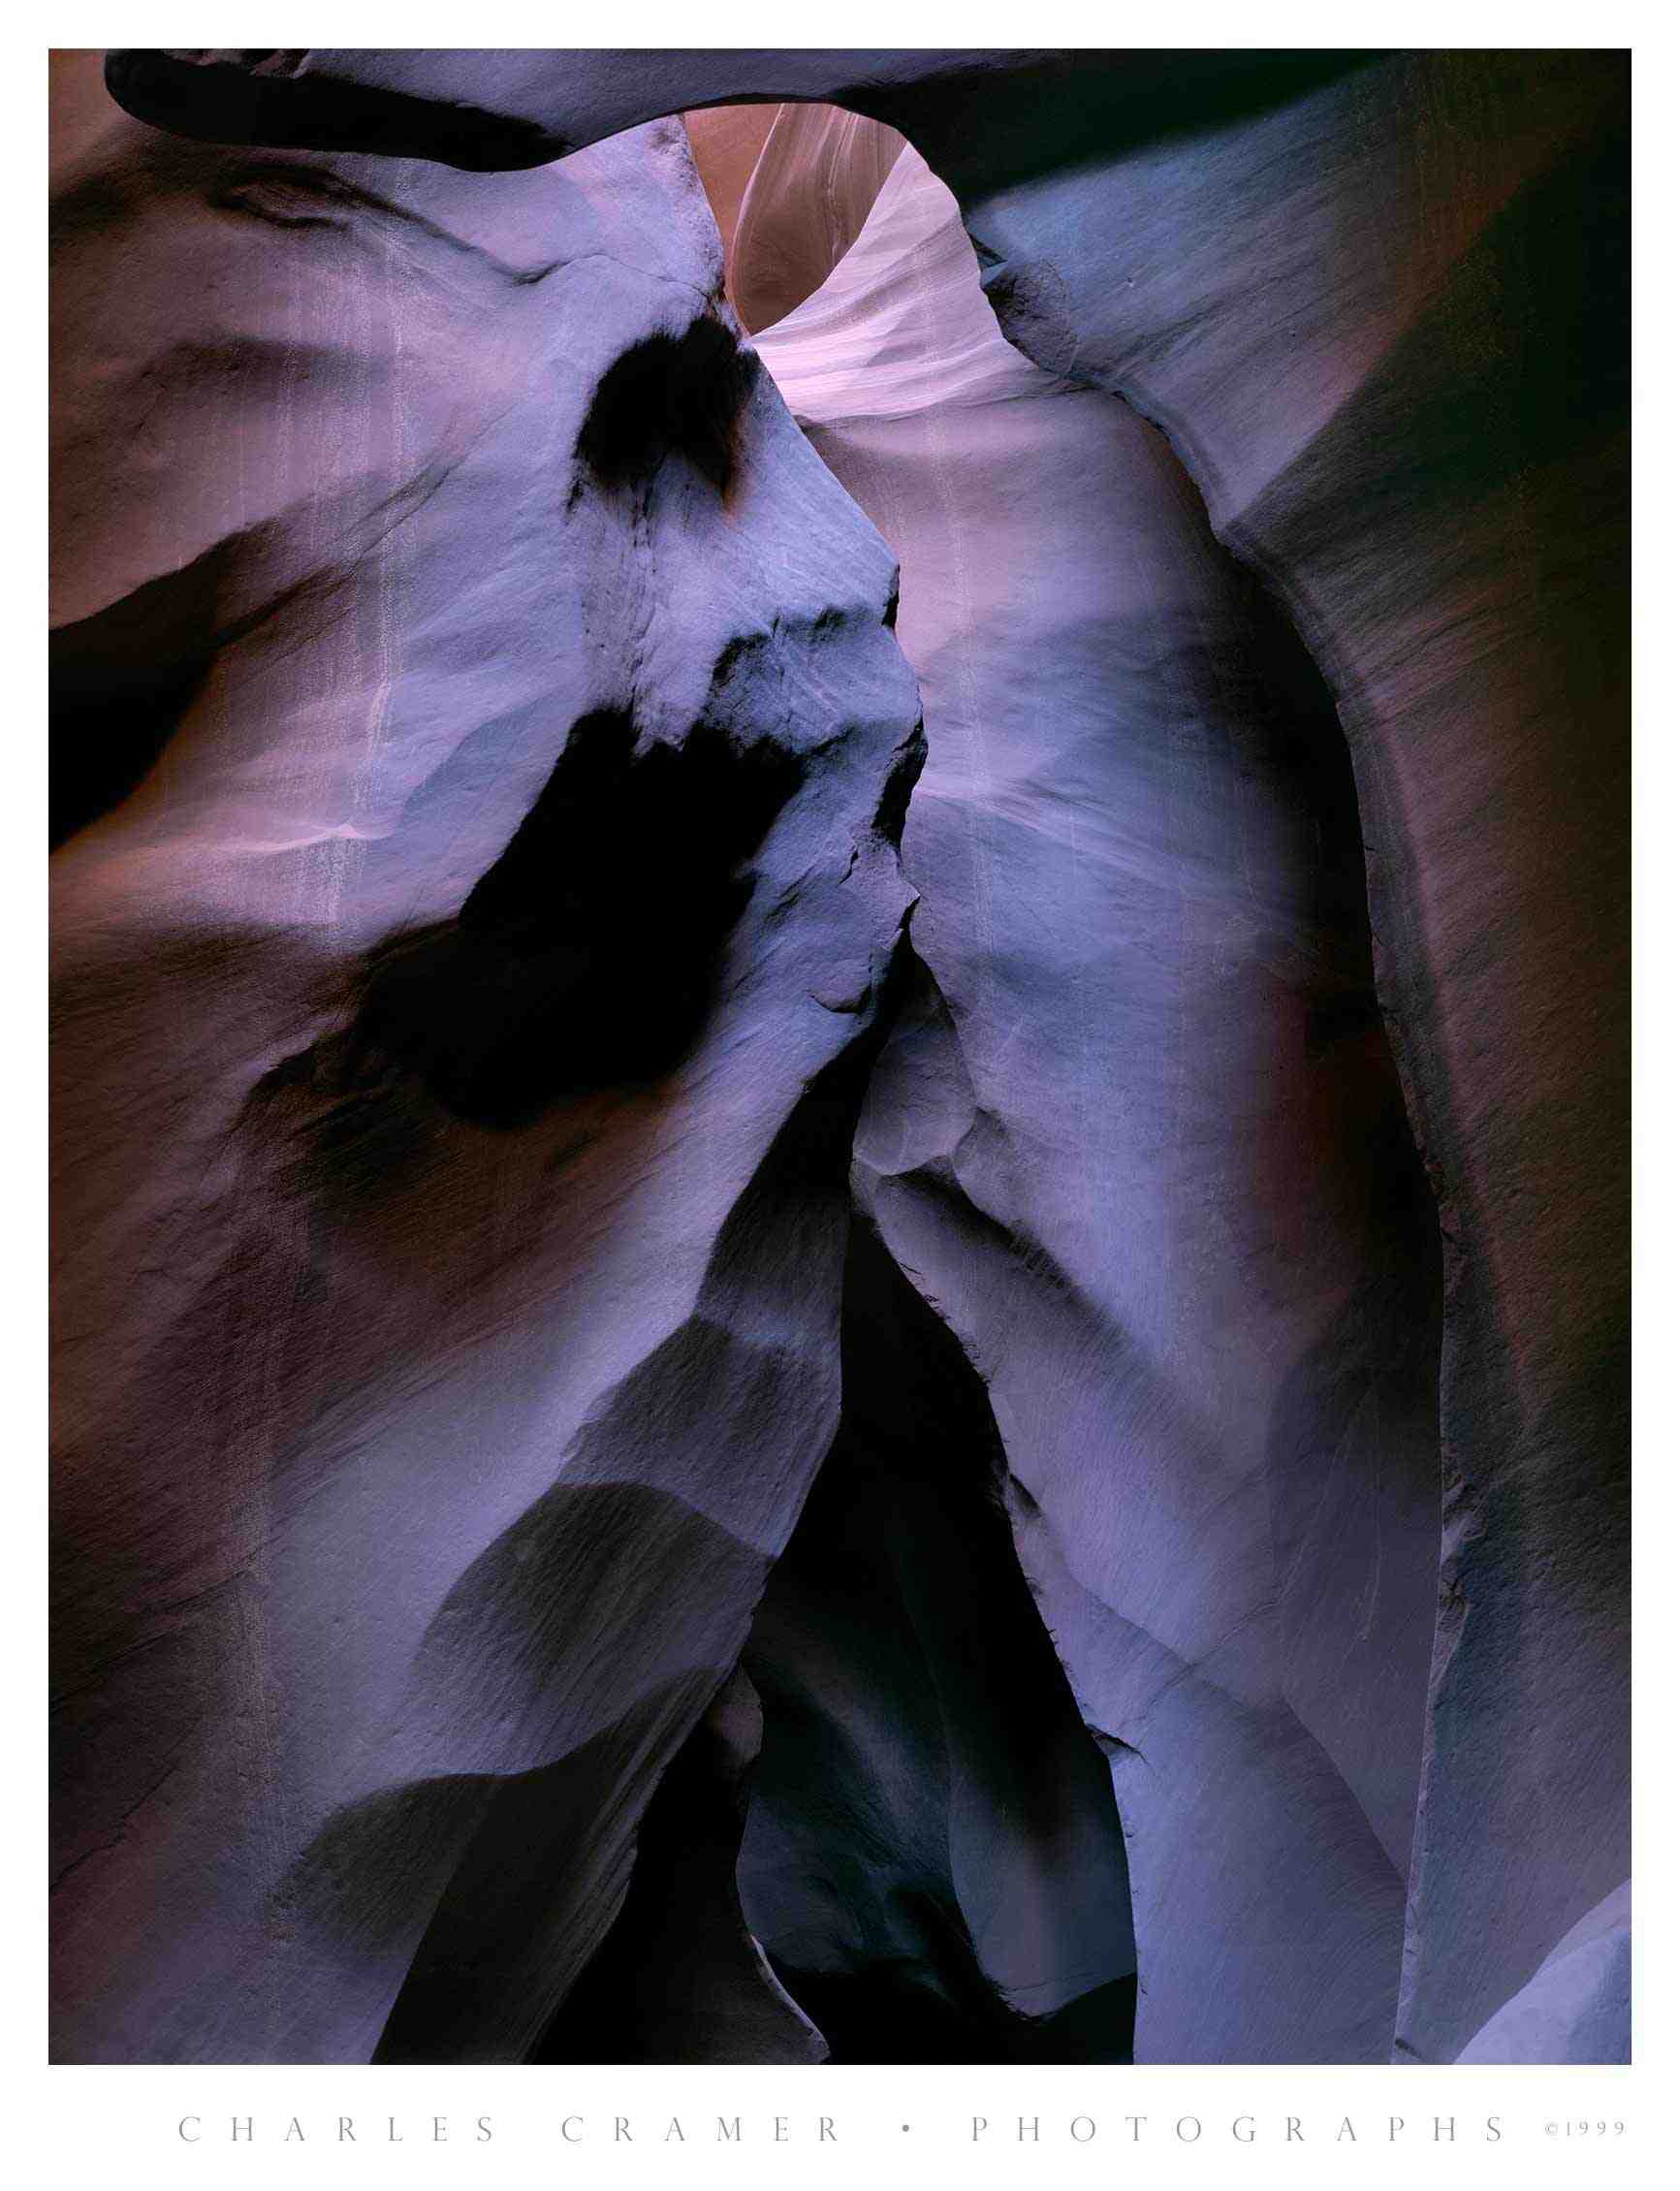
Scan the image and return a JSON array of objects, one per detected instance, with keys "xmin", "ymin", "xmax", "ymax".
[
  {"xmin": 678, "ymin": 104, "xmax": 778, "ymax": 314},
  {"xmin": 953, "ymin": 51, "xmax": 1631, "ymax": 2064},
  {"xmin": 756, "ymin": 142, "xmax": 1442, "ymax": 2064},
  {"xmin": 76, "ymin": 47, "xmax": 1633, "ymax": 2067},
  {"xmin": 51, "ymin": 48, "xmax": 919, "ymax": 2063},
  {"xmin": 1456, "ymin": 1883, "xmax": 1632, "ymax": 2067},
  {"xmin": 726, "ymin": 103, "xmax": 903, "ymax": 334}
]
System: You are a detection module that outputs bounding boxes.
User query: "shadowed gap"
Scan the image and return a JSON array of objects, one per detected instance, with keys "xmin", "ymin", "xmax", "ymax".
[
  {"xmin": 734, "ymin": 1213, "xmax": 1137, "ymax": 2064},
  {"xmin": 577, "ymin": 322, "xmax": 761, "ymax": 496},
  {"xmin": 250, "ymin": 708, "xmax": 803, "ymax": 1136}
]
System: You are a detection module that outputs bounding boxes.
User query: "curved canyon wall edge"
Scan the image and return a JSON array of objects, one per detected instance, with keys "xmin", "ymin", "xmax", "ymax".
[{"xmin": 49, "ymin": 46, "xmax": 1630, "ymax": 2066}]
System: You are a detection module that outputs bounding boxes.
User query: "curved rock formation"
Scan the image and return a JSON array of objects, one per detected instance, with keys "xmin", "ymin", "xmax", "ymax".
[
  {"xmin": 51, "ymin": 49, "xmax": 918, "ymax": 2064},
  {"xmin": 726, "ymin": 103, "xmax": 903, "ymax": 335},
  {"xmin": 755, "ymin": 141, "xmax": 1441, "ymax": 2064},
  {"xmin": 677, "ymin": 103, "xmax": 778, "ymax": 297},
  {"xmin": 1455, "ymin": 1881, "xmax": 1632, "ymax": 2067},
  {"xmin": 61, "ymin": 47, "xmax": 1631, "ymax": 2067},
  {"xmin": 951, "ymin": 54, "xmax": 1632, "ymax": 2067}
]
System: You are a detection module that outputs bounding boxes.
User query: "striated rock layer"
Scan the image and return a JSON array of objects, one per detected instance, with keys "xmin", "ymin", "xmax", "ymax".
[{"xmin": 61, "ymin": 47, "xmax": 1632, "ymax": 2066}]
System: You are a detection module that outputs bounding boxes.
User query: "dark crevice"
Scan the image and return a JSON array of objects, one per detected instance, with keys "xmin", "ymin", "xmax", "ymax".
[
  {"xmin": 50, "ymin": 650, "xmax": 206, "ymax": 850},
  {"xmin": 735, "ymin": 1211, "xmax": 1137, "ymax": 2064},
  {"xmin": 528, "ymin": 1671, "xmax": 825, "ymax": 2065},
  {"xmin": 48, "ymin": 534, "xmax": 347, "ymax": 849},
  {"xmin": 49, "ymin": 548, "xmax": 237, "ymax": 848},
  {"xmin": 577, "ymin": 322, "xmax": 761, "ymax": 496},
  {"xmin": 247, "ymin": 708, "xmax": 803, "ymax": 1135},
  {"xmin": 104, "ymin": 49, "xmax": 567, "ymax": 173}
]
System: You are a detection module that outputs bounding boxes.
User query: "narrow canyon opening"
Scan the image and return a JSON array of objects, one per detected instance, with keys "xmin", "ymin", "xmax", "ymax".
[
  {"xmin": 679, "ymin": 97, "xmax": 1445, "ymax": 2065},
  {"xmin": 49, "ymin": 44, "xmax": 1629, "ymax": 2073},
  {"xmin": 737, "ymin": 1212, "xmax": 1138, "ymax": 2064}
]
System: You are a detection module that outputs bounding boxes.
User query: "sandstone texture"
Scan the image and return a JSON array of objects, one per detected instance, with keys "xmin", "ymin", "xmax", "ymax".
[
  {"xmin": 52, "ymin": 48, "xmax": 1630, "ymax": 2066},
  {"xmin": 52, "ymin": 48, "xmax": 918, "ymax": 2064},
  {"xmin": 758, "ymin": 139, "xmax": 1442, "ymax": 2065}
]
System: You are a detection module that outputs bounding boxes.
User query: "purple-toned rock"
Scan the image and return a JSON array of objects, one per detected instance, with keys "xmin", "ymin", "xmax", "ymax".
[
  {"xmin": 529, "ymin": 1671, "xmax": 829, "ymax": 2065},
  {"xmin": 75, "ymin": 47, "xmax": 1631, "ymax": 2068},
  {"xmin": 1456, "ymin": 1883, "xmax": 1631, "ymax": 2066},
  {"xmin": 951, "ymin": 53, "xmax": 1630, "ymax": 2064},
  {"xmin": 754, "ymin": 141, "xmax": 1440, "ymax": 2063},
  {"xmin": 51, "ymin": 48, "xmax": 918, "ymax": 2063}
]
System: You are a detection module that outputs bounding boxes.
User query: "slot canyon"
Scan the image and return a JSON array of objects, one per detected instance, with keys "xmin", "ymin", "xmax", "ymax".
[{"xmin": 49, "ymin": 48, "xmax": 1630, "ymax": 2066}]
